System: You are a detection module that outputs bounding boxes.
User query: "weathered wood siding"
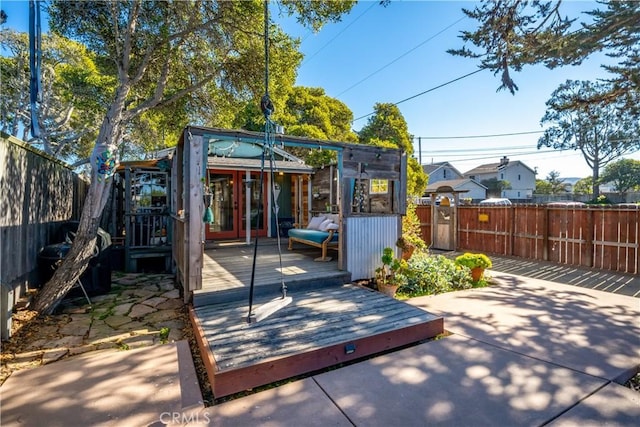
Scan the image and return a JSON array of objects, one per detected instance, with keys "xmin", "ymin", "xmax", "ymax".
[
  {"xmin": 416, "ymin": 204, "xmax": 639, "ymax": 275},
  {"xmin": 1, "ymin": 135, "xmax": 87, "ymax": 337}
]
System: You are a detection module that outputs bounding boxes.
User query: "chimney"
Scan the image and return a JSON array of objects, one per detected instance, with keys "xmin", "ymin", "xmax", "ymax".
[{"xmin": 499, "ymin": 156, "xmax": 509, "ymax": 166}]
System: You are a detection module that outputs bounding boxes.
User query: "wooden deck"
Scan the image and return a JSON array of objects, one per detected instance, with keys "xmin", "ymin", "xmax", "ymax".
[
  {"xmin": 190, "ymin": 240, "xmax": 444, "ymax": 398},
  {"xmin": 194, "ymin": 239, "xmax": 350, "ymax": 306}
]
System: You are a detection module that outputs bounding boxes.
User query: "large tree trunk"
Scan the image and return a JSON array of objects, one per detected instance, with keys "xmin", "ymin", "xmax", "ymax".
[
  {"xmin": 32, "ymin": 85, "xmax": 129, "ymax": 315},
  {"xmin": 592, "ymin": 159, "xmax": 600, "ymax": 199},
  {"xmin": 31, "ymin": 182, "xmax": 111, "ymax": 314}
]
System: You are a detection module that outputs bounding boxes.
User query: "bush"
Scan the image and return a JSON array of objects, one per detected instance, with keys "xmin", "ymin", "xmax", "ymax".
[
  {"xmin": 454, "ymin": 252, "xmax": 492, "ymax": 269},
  {"xmin": 398, "ymin": 252, "xmax": 474, "ymax": 298}
]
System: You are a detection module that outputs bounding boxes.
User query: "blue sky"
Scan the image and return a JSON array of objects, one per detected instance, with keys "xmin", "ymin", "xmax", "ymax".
[
  {"xmin": 277, "ymin": 0, "xmax": 640, "ymax": 179},
  {"xmin": 3, "ymin": 0, "xmax": 638, "ymax": 179}
]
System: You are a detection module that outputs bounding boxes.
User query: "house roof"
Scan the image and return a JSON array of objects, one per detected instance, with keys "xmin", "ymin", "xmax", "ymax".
[
  {"xmin": 464, "ymin": 159, "xmax": 536, "ymax": 176},
  {"xmin": 422, "ymin": 161, "xmax": 462, "ymax": 176},
  {"xmin": 425, "ymin": 178, "xmax": 486, "ymax": 194}
]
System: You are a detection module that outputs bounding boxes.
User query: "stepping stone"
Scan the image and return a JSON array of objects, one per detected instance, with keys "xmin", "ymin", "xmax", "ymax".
[{"xmin": 129, "ymin": 304, "xmax": 157, "ymax": 319}]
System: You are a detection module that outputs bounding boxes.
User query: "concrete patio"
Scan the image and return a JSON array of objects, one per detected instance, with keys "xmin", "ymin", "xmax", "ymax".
[{"xmin": 1, "ymin": 265, "xmax": 638, "ymax": 426}]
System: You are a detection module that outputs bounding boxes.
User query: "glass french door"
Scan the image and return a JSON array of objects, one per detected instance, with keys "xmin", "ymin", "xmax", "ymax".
[{"xmin": 205, "ymin": 170, "xmax": 267, "ymax": 240}]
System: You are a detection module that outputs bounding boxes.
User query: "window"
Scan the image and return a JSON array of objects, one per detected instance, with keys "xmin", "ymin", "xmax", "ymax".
[
  {"xmin": 443, "ymin": 169, "xmax": 447, "ymax": 178},
  {"xmin": 518, "ymin": 174, "xmax": 521, "ymax": 180},
  {"xmin": 370, "ymin": 179, "xmax": 388, "ymax": 194},
  {"xmin": 500, "ymin": 173, "xmax": 504, "ymax": 180}
]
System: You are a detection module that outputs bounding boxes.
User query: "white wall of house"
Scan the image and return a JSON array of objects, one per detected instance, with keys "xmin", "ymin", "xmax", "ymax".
[
  {"xmin": 425, "ymin": 162, "xmax": 463, "ymax": 184},
  {"xmin": 465, "ymin": 160, "xmax": 536, "ymax": 200},
  {"xmin": 497, "ymin": 162, "xmax": 536, "ymax": 199},
  {"xmin": 457, "ymin": 181, "xmax": 487, "ymax": 201}
]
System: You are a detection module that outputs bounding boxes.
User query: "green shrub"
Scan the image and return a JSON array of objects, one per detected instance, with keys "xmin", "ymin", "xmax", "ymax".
[
  {"xmin": 398, "ymin": 252, "xmax": 474, "ymax": 297},
  {"xmin": 454, "ymin": 252, "xmax": 492, "ymax": 269}
]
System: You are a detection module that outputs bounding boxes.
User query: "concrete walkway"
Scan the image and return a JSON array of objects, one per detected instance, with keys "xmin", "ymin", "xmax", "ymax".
[
  {"xmin": 197, "ymin": 271, "xmax": 639, "ymax": 426},
  {"xmin": 1, "ymin": 268, "xmax": 638, "ymax": 426}
]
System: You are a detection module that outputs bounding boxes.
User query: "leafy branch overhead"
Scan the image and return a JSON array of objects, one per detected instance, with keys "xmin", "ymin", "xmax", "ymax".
[{"xmin": 449, "ymin": 0, "xmax": 640, "ymax": 101}]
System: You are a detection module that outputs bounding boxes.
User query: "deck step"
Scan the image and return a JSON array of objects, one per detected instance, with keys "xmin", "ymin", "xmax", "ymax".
[{"xmin": 192, "ymin": 271, "xmax": 351, "ymax": 307}]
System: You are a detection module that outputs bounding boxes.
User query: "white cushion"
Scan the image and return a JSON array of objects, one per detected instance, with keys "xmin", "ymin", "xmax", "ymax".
[
  {"xmin": 325, "ymin": 213, "xmax": 339, "ymax": 223},
  {"xmin": 318, "ymin": 219, "xmax": 333, "ymax": 231},
  {"xmin": 307, "ymin": 216, "xmax": 326, "ymax": 230},
  {"xmin": 325, "ymin": 222, "xmax": 339, "ymax": 231}
]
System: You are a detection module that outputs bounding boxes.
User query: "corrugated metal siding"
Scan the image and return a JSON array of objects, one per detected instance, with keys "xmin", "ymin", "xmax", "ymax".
[{"xmin": 346, "ymin": 216, "xmax": 400, "ymax": 280}]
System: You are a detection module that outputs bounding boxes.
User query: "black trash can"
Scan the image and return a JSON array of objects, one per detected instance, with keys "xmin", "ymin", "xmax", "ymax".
[{"xmin": 37, "ymin": 223, "xmax": 112, "ymax": 296}]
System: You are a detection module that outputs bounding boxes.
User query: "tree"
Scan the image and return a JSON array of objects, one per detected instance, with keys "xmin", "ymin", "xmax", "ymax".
[
  {"xmin": 599, "ymin": 158, "xmax": 640, "ymax": 196},
  {"xmin": 0, "ymin": 29, "xmax": 113, "ymax": 159},
  {"xmin": 573, "ymin": 177, "xmax": 593, "ymax": 195},
  {"xmin": 33, "ymin": 0, "xmax": 355, "ymax": 314},
  {"xmin": 234, "ymin": 86, "xmax": 358, "ymax": 167},
  {"xmin": 539, "ymin": 80, "xmax": 639, "ymax": 198},
  {"xmin": 449, "ymin": 0, "xmax": 640, "ymax": 104},
  {"xmin": 481, "ymin": 178, "xmax": 511, "ymax": 198},
  {"xmin": 535, "ymin": 179, "xmax": 553, "ymax": 195},
  {"xmin": 358, "ymin": 103, "xmax": 427, "ymax": 197},
  {"xmin": 545, "ymin": 170, "xmax": 569, "ymax": 194}
]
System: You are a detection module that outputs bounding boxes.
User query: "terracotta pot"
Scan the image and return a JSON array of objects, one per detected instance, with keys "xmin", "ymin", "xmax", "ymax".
[
  {"xmin": 401, "ymin": 246, "xmax": 415, "ymax": 261},
  {"xmin": 377, "ymin": 282, "xmax": 399, "ymax": 298},
  {"xmin": 471, "ymin": 267, "xmax": 485, "ymax": 282}
]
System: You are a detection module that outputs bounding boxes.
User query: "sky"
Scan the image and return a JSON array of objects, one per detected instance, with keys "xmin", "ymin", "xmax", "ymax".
[
  {"xmin": 3, "ymin": 0, "xmax": 638, "ymax": 180},
  {"xmin": 275, "ymin": 0, "xmax": 640, "ymax": 179}
]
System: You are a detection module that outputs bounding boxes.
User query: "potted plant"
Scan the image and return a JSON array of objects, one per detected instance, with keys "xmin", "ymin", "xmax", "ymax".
[
  {"xmin": 396, "ymin": 236, "xmax": 417, "ymax": 260},
  {"xmin": 375, "ymin": 247, "xmax": 408, "ymax": 297},
  {"xmin": 454, "ymin": 252, "xmax": 492, "ymax": 281}
]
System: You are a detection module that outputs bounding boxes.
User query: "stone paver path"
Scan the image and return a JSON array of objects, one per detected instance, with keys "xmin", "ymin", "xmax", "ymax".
[{"xmin": 1, "ymin": 273, "xmax": 187, "ymax": 383}]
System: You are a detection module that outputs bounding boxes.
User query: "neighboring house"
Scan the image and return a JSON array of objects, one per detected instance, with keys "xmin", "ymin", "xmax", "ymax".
[
  {"xmin": 464, "ymin": 156, "xmax": 536, "ymax": 201},
  {"xmin": 423, "ymin": 161, "xmax": 464, "ymax": 183},
  {"xmin": 424, "ymin": 178, "xmax": 487, "ymax": 202},
  {"xmin": 561, "ymin": 177, "xmax": 582, "ymax": 193}
]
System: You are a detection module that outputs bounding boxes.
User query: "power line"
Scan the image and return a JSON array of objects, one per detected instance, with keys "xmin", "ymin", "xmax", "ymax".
[
  {"xmin": 300, "ymin": 2, "xmax": 377, "ymax": 67},
  {"xmin": 352, "ymin": 68, "xmax": 484, "ymax": 122},
  {"xmin": 336, "ymin": 16, "xmax": 467, "ymax": 97},
  {"xmin": 414, "ymin": 130, "xmax": 544, "ymax": 140}
]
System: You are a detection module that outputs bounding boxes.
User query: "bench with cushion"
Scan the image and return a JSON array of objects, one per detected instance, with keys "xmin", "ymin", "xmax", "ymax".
[{"xmin": 288, "ymin": 214, "xmax": 339, "ymax": 261}]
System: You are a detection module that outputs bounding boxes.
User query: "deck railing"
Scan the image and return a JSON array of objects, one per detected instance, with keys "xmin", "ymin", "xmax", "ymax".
[{"xmin": 124, "ymin": 212, "xmax": 170, "ymax": 248}]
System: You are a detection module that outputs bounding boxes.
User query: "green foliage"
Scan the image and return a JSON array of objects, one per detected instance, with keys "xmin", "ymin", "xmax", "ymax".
[
  {"xmin": 358, "ymin": 103, "xmax": 427, "ymax": 197},
  {"xmin": 539, "ymin": 80, "xmax": 639, "ymax": 197},
  {"xmin": 159, "ymin": 327, "xmax": 170, "ymax": 344},
  {"xmin": 454, "ymin": 252, "xmax": 492, "ymax": 269},
  {"xmin": 400, "ymin": 201, "xmax": 426, "ymax": 250},
  {"xmin": 537, "ymin": 170, "xmax": 569, "ymax": 195},
  {"xmin": 375, "ymin": 247, "xmax": 408, "ymax": 287},
  {"xmin": 398, "ymin": 253, "xmax": 474, "ymax": 297},
  {"xmin": 481, "ymin": 178, "xmax": 511, "ymax": 198},
  {"xmin": 599, "ymin": 159, "xmax": 640, "ymax": 194},
  {"xmin": 359, "ymin": 103, "xmax": 413, "ymax": 153},
  {"xmin": 573, "ymin": 177, "xmax": 593, "ymax": 195},
  {"xmin": 0, "ymin": 29, "xmax": 114, "ymax": 159},
  {"xmin": 449, "ymin": 0, "xmax": 640, "ymax": 106},
  {"xmin": 585, "ymin": 195, "xmax": 612, "ymax": 205}
]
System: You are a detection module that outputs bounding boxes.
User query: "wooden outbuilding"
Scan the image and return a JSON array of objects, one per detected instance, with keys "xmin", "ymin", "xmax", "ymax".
[{"xmin": 172, "ymin": 126, "xmax": 408, "ymax": 301}]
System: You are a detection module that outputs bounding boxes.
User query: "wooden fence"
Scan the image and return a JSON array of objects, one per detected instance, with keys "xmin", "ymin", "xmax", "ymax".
[
  {"xmin": 416, "ymin": 204, "xmax": 639, "ymax": 275},
  {"xmin": 1, "ymin": 134, "xmax": 88, "ymax": 338}
]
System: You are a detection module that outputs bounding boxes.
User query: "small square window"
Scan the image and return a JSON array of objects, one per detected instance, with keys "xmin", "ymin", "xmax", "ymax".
[{"xmin": 370, "ymin": 179, "xmax": 388, "ymax": 194}]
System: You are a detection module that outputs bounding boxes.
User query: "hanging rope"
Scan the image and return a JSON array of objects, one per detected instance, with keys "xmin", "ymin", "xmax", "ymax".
[
  {"xmin": 247, "ymin": 0, "xmax": 288, "ymax": 323},
  {"xmin": 28, "ymin": 0, "xmax": 42, "ymax": 138}
]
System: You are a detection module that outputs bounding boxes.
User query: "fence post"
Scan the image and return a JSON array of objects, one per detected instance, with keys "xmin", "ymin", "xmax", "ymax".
[
  {"xmin": 584, "ymin": 208, "xmax": 594, "ymax": 268},
  {"xmin": 542, "ymin": 205, "xmax": 549, "ymax": 261}
]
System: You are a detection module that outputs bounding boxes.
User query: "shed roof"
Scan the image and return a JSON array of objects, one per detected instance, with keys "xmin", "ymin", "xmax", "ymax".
[{"xmin": 425, "ymin": 178, "xmax": 486, "ymax": 194}]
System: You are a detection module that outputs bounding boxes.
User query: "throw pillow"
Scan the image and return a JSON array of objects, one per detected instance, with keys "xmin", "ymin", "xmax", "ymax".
[
  {"xmin": 307, "ymin": 216, "xmax": 326, "ymax": 230},
  {"xmin": 325, "ymin": 222, "xmax": 339, "ymax": 231},
  {"xmin": 318, "ymin": 219, "xmax": 333, "ymax": 231}
]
